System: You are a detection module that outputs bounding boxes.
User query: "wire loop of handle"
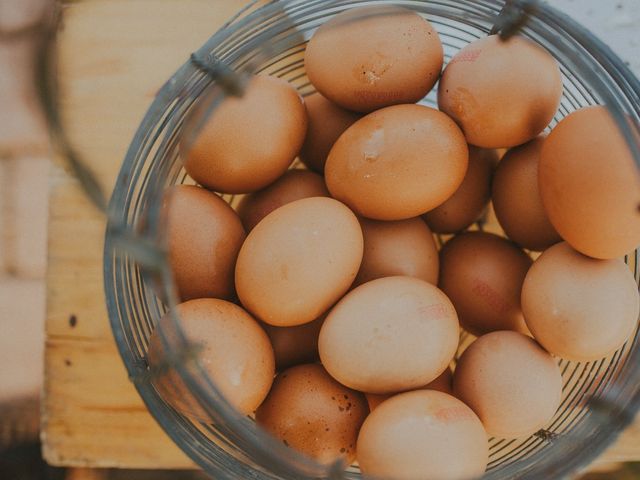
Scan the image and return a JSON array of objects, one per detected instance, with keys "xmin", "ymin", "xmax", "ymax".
[{"xmin": 491, "ymin": 0, "xmax": 540, "ymax": 39}]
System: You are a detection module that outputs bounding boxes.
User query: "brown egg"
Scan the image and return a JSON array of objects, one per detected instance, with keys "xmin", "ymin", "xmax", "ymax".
[
  {"xmin": 325, "ymin": 104, "xmax": 468, "ymax": 220},
  {"xmin": 539, "ymin": 106, "xmax": 640, "ymax": 259},
  {"xmin": 521, "ymin": 242, "xmax": 639, "ymax": 361},
  {"xmin": 439, "ymin": 232, "xmax": 532, "ymax": 335},
  {"xmin": 319, "ymin": 276, "xmax": 459, "ymax": 394},
  {"xmin": 181, "ymin": 75, "xmax": 307, "ymax": 193},
  {"xmin": 365, "ymin": 367, "xmax": 453, "ymax": 411},
  {"xmin": 163, "ymin": 185, "xmax": 246, "ymax": 301},
  {"xmin": 357, "ymin": 390, "xmax": 488, "ymax": 480},
  {"xmin": 299, "ymin": 93, "xmax": 361, "ymax": 173},
  {"xmin": 256, "ymin": 364, "xmax": 368, "ymax": 464},
  {"xmin": 236, "ymin": 170, "xmax": 329, "ymax": 232},
  {"xmin": 235, "ymin": 197, "xmax": 363, "ymax": 327},
  {"xmin": 438, "ymin": 35, "xmax": 562, "ymax": 148},
  {"xmin": 453, "ymin": 331, "xmax": 562, "ymax": 438},
  {"xmin": 354, "ymin": 217, "xmax": 439, "ymax": 286},
  {"xmin": 147, "ymin": 299, "xmax": 275, "ymax": 419},
  {"xmin": 423, "ymin": 146, "xmax": 498, "ymax": 233},
  {"xmin": 493, "ymin": 136, "xmax": 561, "ymax": 251},
  {"xmin": 423, "ymin": 366, "xmax": 454, "ymax": 394},
  {"xmin": 262, "ymin": 316, "xmax": 325, "ymax": 371},
  {"xmin": 304, "ymin": 5, "xmax": 443, "ymax": 113}
]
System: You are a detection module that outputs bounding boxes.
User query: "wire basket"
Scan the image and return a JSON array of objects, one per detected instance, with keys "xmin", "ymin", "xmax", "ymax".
[{"xmin": 103, "ymin": 1, "xmax": 640, "ymax": 478}]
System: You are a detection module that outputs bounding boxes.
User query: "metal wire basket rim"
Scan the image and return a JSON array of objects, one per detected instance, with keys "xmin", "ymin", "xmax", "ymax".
[{"xmin": 104, "ymin": 1, "xmax": 640, "ymax": 479}]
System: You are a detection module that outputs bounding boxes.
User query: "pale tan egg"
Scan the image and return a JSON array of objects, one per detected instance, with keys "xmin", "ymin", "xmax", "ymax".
[
  {"xmin": 354, "ymin": 217, "xmax": 439, "ymax": 286},
  {"xmin": 305, "ymin": 5, "xmax": 443, "ymax": 113},
  {"xmin": 438, "ymin": 35, "xmax": 562, "ymax": 148},
  {"xmin": 147, "ymin": 299, "xmax": 275, "ymax": 419},
  {"xmin": 365, "ymin": 367, "xmax": 453, "ymax": 411},
  {"xmin": 319, "ymin": 276, "xmax": 459, "ymax": 394},
  {"xmin": 182, "ymin": 75, "xmax": 307, "ymax": 193},
  {"xmin": 235, "ymin": 197, "xmax": 363, "ymax": 327},
  {"xmin": 521, "ymin": 242, "xmax": 639, "ymax": 361},
  {"xmin": 453, "ymin": 331, "xmax": 562, "ymax": 438},
  {"xmin": 325, "ymin": 104, "xmax": 468, "ymax": 220},
  {"xmin": 163, "ymin": 185, "xmax": 245, "ymax": 301},
  {"xmin": 357, "ymin": 390, "xmax": 488, "ymax": 480},
  {"xmin": 256, "ymin": 364, "xmax": 368, "ymax": 464},
  {"xmin": 236, "ymin": 169, "xmax": 329, "ymax": 232}
]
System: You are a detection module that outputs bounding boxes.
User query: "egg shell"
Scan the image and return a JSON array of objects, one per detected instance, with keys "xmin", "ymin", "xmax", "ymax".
[
  {"xmin": 325, "ymin": 104, "xmax": 468, "ymax": 220},
  {"xmin": 163, "ymin": 185, "xmax": 246, "ymax": 301},
  {"xmin": 256, "ymin": 364, "xmax": 368, "ymax": 464},
  {"xmin": 147, "ymin": 299, "xmax": 275, "ymax": 419},
  {"xmin": 438, "ymin": 35, "xmax": 562, "ymax": 148},
  {"xmin": 319, "ymin": 276, "xmax": 459, "ymax": 394},
  {"xmin": 453, "ymin": 331, "xmax": 562, "ymax": 438},
  {"xmin": 365, "ymin": 367, "xmax": 453, "ymax": 411},
  {"xmin": 262, "ymin": 315, "xmax": 325, "ymax": 371},
  {"xmin": 492, "ymin": 136, "xmax": 561, "ymax": 251},
  {"xmin": 304, "ymin": 5, "xmax": 443, "ymax": 113},
  {"xmin": 299, "ymin": 93, "xmax": 362, "ymax": 173},
  {"xmin": 423, "ymin": 146, "xmax": 498, "ymax": 233},
  {"xmin": 438, "ymin": 231, "xmax": 532, "ymax": 336},
  {"xmin": 539, "ymin": 106, "xmax": 640, "ymax": 259},
  {"xmin": 354, "ymin": 216, "xmax": 439, "ymax": 286},
  {"xmin": 236, "ymin": 169, "xmax": 329, "ymax": 232},
  {"xmin": 357, "ymin": 390, "xmax": 488, "ymax": 480},
  {"xmin": 235, "ymin": 197, "xmax": 363, "ymax": 327},
  {"xmin": 182, "ymin": 75, "xmax": 307, "ymax": 193},
  {"xmin": 521, "ymin": 242, "xmax": 639, "ymax": 361}
]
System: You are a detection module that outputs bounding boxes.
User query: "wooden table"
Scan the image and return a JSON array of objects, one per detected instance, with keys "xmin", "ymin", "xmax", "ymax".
[{"xmin": 42, "ymin": 0, "xmax": 640, "ymax": 472}]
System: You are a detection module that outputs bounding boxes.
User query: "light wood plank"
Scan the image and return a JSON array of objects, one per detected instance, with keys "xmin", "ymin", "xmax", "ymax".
[{"xmin": 44, "ymin": 0, "xmax": 243, "ymax": 467}]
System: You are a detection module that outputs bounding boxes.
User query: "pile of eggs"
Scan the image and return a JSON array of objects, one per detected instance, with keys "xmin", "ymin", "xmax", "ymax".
[{"xmin": 147, "ymin": 6, "xmax": 640, "ymax": 480}]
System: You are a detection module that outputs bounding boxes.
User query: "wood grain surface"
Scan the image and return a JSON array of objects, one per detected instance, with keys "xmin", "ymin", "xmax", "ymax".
[
  {"xmin": 43, "ymin": 0, "xmax": 640, "ymax": 471},
  {"xmin": 43, "ymin": 0, "xmax": 242, "ymax": 468}
]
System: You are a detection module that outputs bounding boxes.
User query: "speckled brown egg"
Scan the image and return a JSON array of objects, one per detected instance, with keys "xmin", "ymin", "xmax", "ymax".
[
  {"xmin": 354, "ymin": 217, "xmax": 439, "ymax": 286},
  {"xmin": 305, "ymin": 5, "xmax": 443, "ymax": 113},
  {"xmin": 492, "ymin": 136, "xmax": 561, "ymax": 251},
  {"xmin": 453, "ymin": 331, "xmax": 562, "ymax": 438},
  {"xmin": 236, "ymin": 169, "xmax": 329, "ymax": 232},
  {"xmin": 181, "ymin": 75, "xmax": 307, "ymax": 193},
  {"xmin": 423, "ymin": 146, "xmax": 498, "ymax": 233},
  {"xmin": 438, "ymin": 35, "xmax": 562, "ymax": 148},
  {"xmin": 235, "ymin": 197, "xmax": 363, "ymax": 327},
  {"xmin": 262, "ymin": 316, "xmax": 325, "ymax": 371},
  {"xmin": 147, "ymin": 299, "xmax": 275, "ymax": 419},
  {"xmin": 357, "ymin": 390, "xmax": 488, "ymax": 480},
  {"xmin": 325, "ymin": 104, "xmax": 468, "ymax": 220},
  {"xmin": 319, "ymin": 276, "xmax": 459, "ymax": 394},
  {"xmin": 539, "ymin": 106, "xmax": 640, "ymax": 259},
  {"xmin": 522, "ymin": 242, "xmax": 639, "ymax": 361},
  {"xmin": 163, "ymin": 185, "xmax": 246, "ymax": 301},
  {"xmin": 299, "ymin": 93, "xmax": 361, "ymax": 173},
  {"xmin": 439, "ymin": 232, "xmax": 532, "ymax": 335},
  {"xmin": 256, "ymin": 364, "xmax": 368, "ymax": 464},
  {"xmin": 365, "ymin": 367, "xmax": 453, "ymax": 411}
]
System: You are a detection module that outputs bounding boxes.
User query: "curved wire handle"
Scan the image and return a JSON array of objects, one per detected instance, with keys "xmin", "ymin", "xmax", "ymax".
[
  {"xmin": 33, "ymin": 0, "xmax": 542, "ymax": 218},
  {"xmin": 34, "ymin": 0, "xmax": 544, "ymax": 221},
  {"xmin": 491, "ymin": 0, "xmax": 540, "ymax": 39}
]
